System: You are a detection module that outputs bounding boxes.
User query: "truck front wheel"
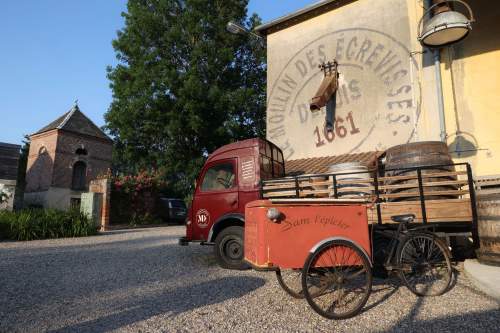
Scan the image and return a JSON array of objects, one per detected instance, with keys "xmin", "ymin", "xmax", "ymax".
[{"xmin": 214, "ymin": 226, "xmax": 249, "ymax": 270}]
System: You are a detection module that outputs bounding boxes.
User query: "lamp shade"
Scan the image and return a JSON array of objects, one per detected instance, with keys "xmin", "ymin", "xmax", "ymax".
[
  {"xmin": 418, "ymin": 0, "xmax": 474, "ymax": 48},
  {"xmin": 420, "ymin": 11, "xmax": 471, "ymax": 47},
  {"xmin": 226, "ymin": 21, "xmax": 246, "ymax": 35}
]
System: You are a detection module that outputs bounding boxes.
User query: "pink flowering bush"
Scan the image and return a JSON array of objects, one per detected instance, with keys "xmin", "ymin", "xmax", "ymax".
[{"xmin": 110, "ymin": 170, "xmax": 168, "ymax": 225}]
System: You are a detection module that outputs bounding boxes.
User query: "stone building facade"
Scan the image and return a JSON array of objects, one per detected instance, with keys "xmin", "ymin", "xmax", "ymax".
[{"xmin": 24, "ymin": 105, "xmax": 113, "ymax": 210}]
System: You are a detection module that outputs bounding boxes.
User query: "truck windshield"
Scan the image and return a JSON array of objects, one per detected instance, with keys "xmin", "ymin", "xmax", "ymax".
[{"xmin": 260, "ymin": 141, "xmax": 284, "ymax": 180}]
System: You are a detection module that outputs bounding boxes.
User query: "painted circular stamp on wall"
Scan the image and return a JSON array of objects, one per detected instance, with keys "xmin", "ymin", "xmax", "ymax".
[{"xmin": 266, "ymin": 28, "xmax": 421, "ymax": 160}]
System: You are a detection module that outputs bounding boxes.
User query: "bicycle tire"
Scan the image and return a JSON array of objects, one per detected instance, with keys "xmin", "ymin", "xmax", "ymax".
[
  {"xmin": 396, "ymin": 232, "xmax": 452, "ymax": 296},
  {"xmin": 301, "ymin": 239, "xmax": 372, "ymax": 319}
]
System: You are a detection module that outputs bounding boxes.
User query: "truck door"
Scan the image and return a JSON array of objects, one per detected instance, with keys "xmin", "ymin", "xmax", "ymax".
[{"xmin": 192, "ymin": 159, "xmax": 238, "ymax": 241}]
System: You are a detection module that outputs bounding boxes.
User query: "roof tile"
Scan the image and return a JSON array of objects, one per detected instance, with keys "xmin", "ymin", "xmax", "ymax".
[
  {"xmin": 33, "ymin": 105, "xmax": 111, "ymax": 141},
  {"xmin": 285, "ymin": 151, "xmax": 382, "ymax": 175}
]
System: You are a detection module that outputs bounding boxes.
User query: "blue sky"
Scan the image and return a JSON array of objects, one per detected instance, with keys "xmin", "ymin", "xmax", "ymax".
[{"xmin": 0, "ymin": 0, "xmax": 315, "ymax": 145}]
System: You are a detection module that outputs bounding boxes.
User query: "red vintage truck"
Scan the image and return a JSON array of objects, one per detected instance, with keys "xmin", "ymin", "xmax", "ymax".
[
  {"xmin": 179, "ymin": 138, "xmax": 285, "ymax": 269},
  {"xmin": 180, "ymin": 137, "xmax": 477, "ymax": 271}
]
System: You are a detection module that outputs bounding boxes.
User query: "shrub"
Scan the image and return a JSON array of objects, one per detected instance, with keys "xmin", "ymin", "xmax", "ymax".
[
  {"xmin": 129, "ymin": 212, "xmax": 162, "ymax": 227},
  {"xmin": 110, "ymin": 170, "xmax": 168, "ymax": 224},
  {"xmin": 0, "ymin": 209, "xmax": 98, "ymax": 241}
]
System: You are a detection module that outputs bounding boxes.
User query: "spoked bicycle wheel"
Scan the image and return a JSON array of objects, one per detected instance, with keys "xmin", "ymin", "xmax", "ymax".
[
  {"xmin": 276, "ymin": 269, "xmax": 304, "ymax": 298},
  {"xmin": 397, "ymin": 232, "xmax": 452, "ymax": 296},
  {"xmin": 301, "ymin": 240, "xmax": 372, "ymax": 320}
]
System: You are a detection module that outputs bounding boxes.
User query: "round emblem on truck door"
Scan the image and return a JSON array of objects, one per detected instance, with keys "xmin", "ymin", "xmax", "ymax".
[{"xmin": 196, "ymin": 209, "xmax": 210, "ymax": 228}]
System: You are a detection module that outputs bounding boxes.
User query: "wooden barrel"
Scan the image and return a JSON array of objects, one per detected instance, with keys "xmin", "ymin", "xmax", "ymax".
[
  {"xmin": 328, "ymin": 162, "xmax": 372, "ymax": 198},
  {"xmin": 476, "ymin": 198, "xmax": 500, "ymax": 266},
  {"xmin": 384, "ymin": 141, "xmax": 458, "ymax": 201}
]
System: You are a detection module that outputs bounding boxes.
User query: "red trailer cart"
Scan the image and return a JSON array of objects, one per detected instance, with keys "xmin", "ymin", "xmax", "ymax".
[{"xmin": 244, "ymin": 199, "xmax": 453, "ymax": 319}]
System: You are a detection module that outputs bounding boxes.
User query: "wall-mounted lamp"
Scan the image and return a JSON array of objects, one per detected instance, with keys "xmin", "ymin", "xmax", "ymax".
[
  {"xmin": 418, "ymin": 0, "xmax": 475, "ymax": 48},
  {"xmin": 226, "ymin": 21, "xmax": 265, "ymax": 46},
  {"xmin": 226, "ymin": 21, "xmax": 247, "ymax": 35}
]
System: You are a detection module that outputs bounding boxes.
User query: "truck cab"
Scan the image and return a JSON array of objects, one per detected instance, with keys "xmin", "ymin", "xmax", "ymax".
[{"xmin": 179, "ymin": 138, "xmax": 284, "ymax": 269}]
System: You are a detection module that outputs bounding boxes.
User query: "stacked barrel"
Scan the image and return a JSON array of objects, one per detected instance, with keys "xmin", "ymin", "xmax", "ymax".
[
  {"xmin": 475, "ymin": 177, "xmax": 500, "ymax": 266},
  {"xmin": 383, "ymin": 141, "xmax": 458, "ymax": 201},
  {"xmin": 328, "ymin": 162, "xmax": 372, "ymax": 199}
]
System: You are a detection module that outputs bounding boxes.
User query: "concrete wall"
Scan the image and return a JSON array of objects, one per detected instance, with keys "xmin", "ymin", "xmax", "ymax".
[
  {"xmin": 24, "ymin": 187, "xmax": 84, "ymax": 210},
  {"xmin": 439, "ymin": 0, "xmax": 500, "ymax": 176},
  {"xmin": 88, "ymin": 178, "xmax": 111, "ymax": 231},
  {"xmin": 264, "ymin": 0, "xmax": 500, "ymax": 178}
]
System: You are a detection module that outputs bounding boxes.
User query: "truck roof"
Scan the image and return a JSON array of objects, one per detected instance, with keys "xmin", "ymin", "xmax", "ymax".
[{"xmin": 206, "ymin": 138, "xmax": 265, "ymax": 163}]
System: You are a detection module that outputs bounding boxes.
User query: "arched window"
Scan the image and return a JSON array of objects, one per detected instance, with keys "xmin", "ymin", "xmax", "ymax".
[
  {"xmin": 72, "ymin": 161, "xmax": 87, "ymax": 190},
  {"xmin": 38, "ymin": 146, "xmax": 48, "ymax": 155},
  {"xmin": 75, "ymin": 148, "xmax": 88, "ymax": 156}
]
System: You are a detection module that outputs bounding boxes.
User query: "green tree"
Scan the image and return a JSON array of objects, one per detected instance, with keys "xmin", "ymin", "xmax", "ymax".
[{"xmin": 105, "ymin": 0, "xmax": 266, "ymax": 198}]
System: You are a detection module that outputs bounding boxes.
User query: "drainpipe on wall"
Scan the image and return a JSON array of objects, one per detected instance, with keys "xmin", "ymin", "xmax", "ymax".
[
  {"xmin": 434, "ymin": 50, "xmax": 447, "ymax": 142},
  {"xmin": 426, "ymin": 0, "xmax": 447, "ymax": 142}
]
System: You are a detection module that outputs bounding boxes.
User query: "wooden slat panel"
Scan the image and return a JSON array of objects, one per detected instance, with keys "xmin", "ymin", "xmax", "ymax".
[
  {"xmin": 296, "ymin": 178, "xmax": 376, "ymax": 187},
  {"xmin": 379, "ymin": 171, "xmax": 467, "ymax": 182},
  {"xmin": 298, "ymin": 181, "xmax": 331, "ymax": 187},
  {"xmin": 379, "ymin": 190, "xmax": 469, "ymax": 199},
  {"xmin": 263, "ymin": 190, "xmax": 297, "ymax": 198},
  {"xmin": 475, "ymin": 174, "xmax": 500, "ymax": 181},
  {"xmin": 300, "ymin": 189, "xmax": 331, "ymax": 196},
  {"xmin": 475, "ymin": 179, "xmax": 500, "ymax": 188},
  {"xmin": 329, "ymin": 186, "xmax": 374, "ymax": 192},
  {"xmin": 474, "ymin": 175, "xmax": 500, "ymax": 196},
  {"xmin": 337, "ymin": 178, "xmax": 374, "ymax": 184},
  {"xmin": 476, "ymin": 188, "xmax": 500, "ymax": 196},
  {"xmin": 368, "ymin": 199, "xmax": 472, "ymax": 224},
  {"xmin": 263, "ymin": 178, "xmax": 297, "ymax": 184},
  {"xmin": 379, "ymin": 180, "xmax": 469, "ymax": 190},
  {"xmin": 263, "ymin": 180, "xmax": 330, "ymax": 191},
  {"xmin": 262, "ymin": 183, "xmax": 296, "ymax": 191},
  {"xmin": 263, "ymin": 170, "xmax": 471, "ymax": 200}
]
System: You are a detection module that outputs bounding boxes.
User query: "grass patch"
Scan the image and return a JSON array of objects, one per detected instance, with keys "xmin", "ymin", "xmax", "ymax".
[{"xmin": 0, "ymin": 209, "xmax": 98, "ymax": 241}]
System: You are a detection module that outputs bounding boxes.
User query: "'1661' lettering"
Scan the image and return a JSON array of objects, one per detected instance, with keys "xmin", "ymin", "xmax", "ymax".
[{"xmin": 314, "ymin": 111, "xmax": 360, "ymax": 147}]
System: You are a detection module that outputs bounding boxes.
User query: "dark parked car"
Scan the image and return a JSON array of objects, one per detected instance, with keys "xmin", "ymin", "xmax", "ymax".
[{"xmin": 158, "ymin": 198, "xmax": 187, "ymax": 224}]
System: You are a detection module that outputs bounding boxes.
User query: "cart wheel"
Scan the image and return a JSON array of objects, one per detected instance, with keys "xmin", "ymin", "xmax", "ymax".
[
  {"xmin": 397, "ymin": 232, "xmax": 452, "ymax": 296},
  {"xmin": 301, "ymin": 240, "xmax": 372, "ymax": 320},
  {"xmin": 276, "ymin": 269, "xmax": 304, "ymax": 299}
]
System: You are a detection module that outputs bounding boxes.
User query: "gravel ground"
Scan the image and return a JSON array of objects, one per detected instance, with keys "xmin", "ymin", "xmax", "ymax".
[{"xmin": 1, "ymin": 226, "xmax": 499, "ymax": 333}]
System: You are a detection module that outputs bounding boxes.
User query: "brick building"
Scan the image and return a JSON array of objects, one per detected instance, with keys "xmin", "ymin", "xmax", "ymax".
[{"xmin": 24, "ymin": 104, "xmax": 113, "ymax": 210}]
